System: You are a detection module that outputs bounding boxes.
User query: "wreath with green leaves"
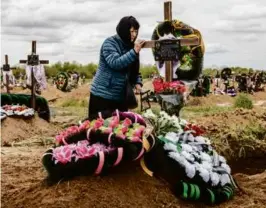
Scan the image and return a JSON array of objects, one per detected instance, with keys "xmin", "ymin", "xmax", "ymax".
[
  {"xmin": 151, "ymin": 20, "xmax": 205, "ymax": 80},
  {"xmin": 55, "ymin": 72, "xmax": 68, "ymax": 92}
]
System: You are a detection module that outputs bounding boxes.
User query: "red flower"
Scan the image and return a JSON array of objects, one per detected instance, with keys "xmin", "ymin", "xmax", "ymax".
[
  {"xmin": 93, "ymin": 118, "xmax": 104, "ymax": 130},
  {"xmin": 184, "ymin": 123, "xmax": 205, "ymax": 136},
  {"xmin": 123, "ymin": 118, "xmax": 132, "ymax": 127},
  {"xmin": 79, "ymin": 120, "xmax": 90, "ymax": 131},
  {"xmin": 109, "ymin": 116, "xmax": 119, "ymax": 129}
]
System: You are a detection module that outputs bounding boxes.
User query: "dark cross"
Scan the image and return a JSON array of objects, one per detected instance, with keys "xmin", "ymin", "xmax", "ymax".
[
  {"xmin": 19, "ymin": 41, "xmax": 49, "ymax": 109},
  {"xmin": 1, "ymin": 55, "xmax": 16, "ymax": 94},
  {"xmin": 142, "ymin": 1, "xmax": 199, "ymax": 82}
]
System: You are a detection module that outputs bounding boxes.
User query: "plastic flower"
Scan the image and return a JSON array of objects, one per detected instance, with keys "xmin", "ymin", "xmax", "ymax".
[
  {"xmin": 116, "ymin": 131, "xmax": 127, "ymax": 139},
  {"xmin": 53, "ymin": 145, "xmax": 75, "ymax": 164},
  {"xmin": 90, "ymin": 118, "xmax": 104, "ymax": 130},
  {"xmin": 79, "ymin": 120, "xmax": 90, "ymax": 131},
  {"xmin": 55, "ymin": 135, "xmax": 63, "ymax": 143},
  {"xmin": 132, "ymin": 126, "xmax": 145, "ymax": 137},
  {"xmin": 184, "ymin": 123, "xmax": 204, "ymax": 136},
  {"xmin": 66, "ymin": 126, "xmax": 79, "ymax": 135},
  {"xmin": 109, "ymin": 116, "xmax": 120, "ymax": 129},
  {"xmin": 75, "ymin": 141, "xmax": 96, "ymax": 161},
  {"xmin": 122, "ymin": 118, "xmax": 132, "ymax": 127},
  {"xmin": 99, "ymin": 126, "xmax": 113, "ymax": 134},
  {"xmin": 91, "ymin": 143, "xmax": 108, "ymax": 152}
]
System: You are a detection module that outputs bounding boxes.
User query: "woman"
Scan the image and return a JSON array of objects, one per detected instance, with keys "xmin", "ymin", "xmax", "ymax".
[{"xmin": 88, "ymin": 16, "xmax": 145, "ymax": 120}]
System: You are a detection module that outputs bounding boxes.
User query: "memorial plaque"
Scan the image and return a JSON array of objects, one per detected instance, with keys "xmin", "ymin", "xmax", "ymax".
[
  {"xmin": 3, "ymin": 64, "xmax": 10, "ymax": 71},
  {"xmin": 27, "ymin": 54, "xmax": 39, "ymax": 66},
  {"xmin": 154, "ymin": 39, "xmax": 180, "ymax": 61}
]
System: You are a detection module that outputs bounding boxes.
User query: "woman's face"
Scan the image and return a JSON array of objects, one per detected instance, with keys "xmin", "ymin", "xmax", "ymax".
[{"xmin": 130, "ymin": 27, "xmax": 138, "ymax": 42}]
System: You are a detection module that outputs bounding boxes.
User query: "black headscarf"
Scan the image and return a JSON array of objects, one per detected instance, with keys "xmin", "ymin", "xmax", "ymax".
[
  {"xmin": 116, "ymin": 16, "xmax": 141, "ymax": 85},
  {"xmin": 116, "ymin": 16, "xmax": 140, "ymax": 48}
]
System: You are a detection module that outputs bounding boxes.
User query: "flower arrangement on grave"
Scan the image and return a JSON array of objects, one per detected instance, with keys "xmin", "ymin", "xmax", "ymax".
[
  {"xmin": 42, "ymin": 108, "xmax": 237, "ymax": 205},
  {"xmin": 55, "ymin": 72, "xmax": 69, "ymax": 92},
  {"xmin": 1, "ymin": 93, "xmax": 50, "ymax": 121},
  {"xmin": 42, "ymin": 110, "xmax": 152, "ymax": 182},
  {"xmin": 152, "ymin": 77, "xmax": 186, "ymax": 94},
  {"xmin": 142, "ymin": 110, "xmax": 238, "ymax": 205},
  {"xmin": 151, "ymin": 19, "xmax": 205, "ymax": 80},
  {"xmin": 1, "ymin": 104, "xmax": 34, "ymax": 119}
]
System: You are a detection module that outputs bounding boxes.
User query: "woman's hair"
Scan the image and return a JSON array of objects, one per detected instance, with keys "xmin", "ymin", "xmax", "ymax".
[{"xmin": 116, "ymin": 16, "xmax": 140, "ymax": 46}]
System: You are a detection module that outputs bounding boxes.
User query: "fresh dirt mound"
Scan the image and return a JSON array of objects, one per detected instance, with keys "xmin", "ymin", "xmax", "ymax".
[
  {"xmin": 10, "ymin": 83, "xmax": 90, "ymax": 103},
  {"xmin": 40, "ymin": 85, "xmax": 67, "ymax": 101},
  {"xmin": 191, "ymin": 108, "xmax": 266, "ymax": 170},
  {"xmin": 1, "ymin": 116, "xmax": 61, "ymax": 146},
  {"xmin": 232, "ymin": 172, "xmax": 266, "ymax": 207},
  {"xmin": 1, "ymin": 146, "xmax": 266, "ymax": 208},
  {"xmin": 193, "ymin": 108, "xmax": 266, "ymax": 128},
  {"xmin": 187, "ymin": 91, "xmax": 266, "ymax": 107}
]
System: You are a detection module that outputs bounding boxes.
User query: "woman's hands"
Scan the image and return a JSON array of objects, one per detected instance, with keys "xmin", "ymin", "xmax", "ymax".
[
  {"xmin": 134, "ymin": 40, "xmax": 146, "ymax": 54},
  {"xmin": 135, "ymin": 84, "xmax": 142, "ymax": 94}
]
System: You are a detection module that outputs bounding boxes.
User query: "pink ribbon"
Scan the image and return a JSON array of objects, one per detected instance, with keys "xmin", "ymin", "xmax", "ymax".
[
  {"xmin": 113, "ymin": 147, "xmax": 123, "ymax": 166},
  {"xmin": 86, "ymin": 128, "xmax": 92, "ymax": 141},
  {"xmin": 95, "ymin": 151, "xmax": 105, "ymax": 175},
  {"xmin": 108, "ymin": 133, "xmax": 113, "ymax": 144},
  {"xmin": 98, "ymin": 112, "xmax": 102, "ymax": 119},
  {"xmin": 133, "ymin": 148, "xmax": 145, "ymax": 161},
  {"xmin": 62, "ymin": 137, "xmax": 68, "ymax": 145},
  {"xmin": 116, "ymin": 109, "xmax": 120, "ymax": 121},
  {"xmin": 134, "ymin": 114, "xmax": 138, "ymax": 123}
]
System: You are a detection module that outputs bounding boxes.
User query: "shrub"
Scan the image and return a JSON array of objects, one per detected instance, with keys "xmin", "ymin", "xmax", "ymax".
[{"xmin": 234, "ymin": 93, "xmax": 253, "ymax": 109}]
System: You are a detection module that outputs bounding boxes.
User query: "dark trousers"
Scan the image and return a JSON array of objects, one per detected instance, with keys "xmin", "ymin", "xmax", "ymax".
[{"xmin": 88, "ymin": 93, "xmax": 128, "ymax": 120}]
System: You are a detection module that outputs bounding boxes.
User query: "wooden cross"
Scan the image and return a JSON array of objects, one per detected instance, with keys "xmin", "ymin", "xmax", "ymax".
[
  {"xmin": 19, "ymin": 41, "xmax": 49, "ymax": 109},
  {"xmin": 142, "ymin": 1, "xmax": 199, "ymax": 82},
  {"xmin": 1, "ymin": 55, "xmax": 16, "ymax": 94}
]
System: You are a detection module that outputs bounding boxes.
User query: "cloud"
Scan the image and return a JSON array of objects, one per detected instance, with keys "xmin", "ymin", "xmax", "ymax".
[
  {"xmin": 37, "ymin": 44, "xmax": 64, "ymax": 56},
  {"xmin": 213, "ymin": 20, "xmax": 266, "ymax": 33},
  {"xmin": 227, "ymin": 4, "xmax": 266, "ymax": 20},
  {"xmin": 205, "ymin": 43, "xmax": 229, "ymax": 54},
  {"xmin": 236, "ymin": 33, "xmax": 259, "ymax": 42},
  {"xmin": 1, "ymin": 26, "xmax": 68, "ymax": 43}
]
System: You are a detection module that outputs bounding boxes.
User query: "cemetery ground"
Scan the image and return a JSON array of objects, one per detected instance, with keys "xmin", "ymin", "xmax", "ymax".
[{"xmin": 1, "ymin": 80, "xmax": 266, "ymax": 208}]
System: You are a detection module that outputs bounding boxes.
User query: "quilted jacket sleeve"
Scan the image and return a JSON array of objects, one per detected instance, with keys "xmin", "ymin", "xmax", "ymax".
[{"xmin": 102, "ymin": 38, "xmax": 137, "ymax": 70}]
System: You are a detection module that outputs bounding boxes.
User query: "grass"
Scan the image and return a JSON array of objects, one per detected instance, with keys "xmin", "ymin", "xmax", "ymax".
[
  {"xmin": 180, "ymin": 105, "xmax": 234, "ymax": 120},
  {"xmin": 58, "ymin": 98, "xmax": 88, "ymax": 108}
]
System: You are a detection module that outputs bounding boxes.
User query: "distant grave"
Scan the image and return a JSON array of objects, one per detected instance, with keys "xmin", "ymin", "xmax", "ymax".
[
  {"xmin": 19, "ymin": 40, "xmax": 49, "ymax": 109},
  {"xmin": 1, "ymin": 55, "xmax": 16, "ymax": 94}
]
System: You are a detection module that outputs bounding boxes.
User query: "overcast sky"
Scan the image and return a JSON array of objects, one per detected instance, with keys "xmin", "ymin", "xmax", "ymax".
[{"xmin": 1, "ymin": 0, "xmax": 266, "ymax": 70}]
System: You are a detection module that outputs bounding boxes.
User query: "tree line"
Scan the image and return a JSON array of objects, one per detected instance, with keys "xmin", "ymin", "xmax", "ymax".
[{"xmin": 10, "ymin": 61, "xmax": 265, "ymax": 79}]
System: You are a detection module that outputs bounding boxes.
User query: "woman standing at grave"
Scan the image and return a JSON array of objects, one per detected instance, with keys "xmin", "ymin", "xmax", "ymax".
[{"xmin": 88, "ymin": 16, "xmax": 145, "ymax": 120}]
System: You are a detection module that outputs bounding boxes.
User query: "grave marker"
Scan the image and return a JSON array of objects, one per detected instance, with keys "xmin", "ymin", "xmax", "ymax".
[
  {"xmin": 142, "ymin": 1, "xmax": 199, "ymax": 82},
  {"xmin": 1, "ymin": 55, "xmax": 16, "ymax": 94},
  {"xmin": 19, "ymin": 41, "xmax": 49, "ymax": 109}
]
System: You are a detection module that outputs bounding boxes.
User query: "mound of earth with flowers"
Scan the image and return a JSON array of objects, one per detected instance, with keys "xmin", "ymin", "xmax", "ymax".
[
  {"xmin": 3, "ymin": 110, "xmax": 239, "ymax": 206},
  {"xmin": 42, "ymin": 111, "xmax": 148, "ymax": 182}
]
